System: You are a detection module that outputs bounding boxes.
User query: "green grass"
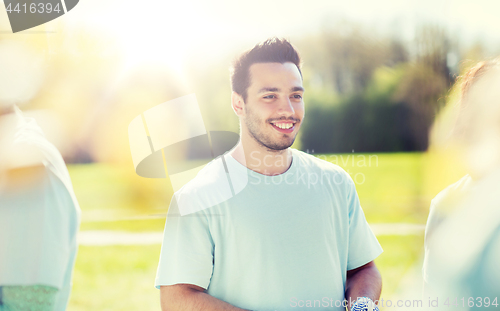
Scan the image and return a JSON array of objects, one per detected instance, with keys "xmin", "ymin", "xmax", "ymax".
[
  {"xmin": 375, "ymin": 234, "xmax": 425, "ymax": 298},
  {"xmin": 331, "ymin": 152, "xmax": 428, "ymax": 223},
  {"xmin": 69, "ymin": 245, "xmax": 161, "ymax": 311},
  {"xmin": 69, "ymin": 163, "xmax": 173, "ymax": 213},
  {"xmin": 320, "ymin": 152, "xmax": 466, "ymax": 224},
  {"xmin": 80, "ymin": 218, "xmax": 166, "ymax": 232}
]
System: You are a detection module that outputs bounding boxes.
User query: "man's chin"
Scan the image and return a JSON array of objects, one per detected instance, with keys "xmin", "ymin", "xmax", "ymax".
[{"xmin": 265, "ymin": 139, "xmax": 296, "ymax": 151}]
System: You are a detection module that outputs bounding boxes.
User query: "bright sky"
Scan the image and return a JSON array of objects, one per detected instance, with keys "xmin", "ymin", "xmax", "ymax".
[
  {"xmin": 58, "ymin": 0, "xmax": 500, "ymax": 67},
  {"xmin": 2, "ymin": 0, "xmax": 500, "ymax": 69}
]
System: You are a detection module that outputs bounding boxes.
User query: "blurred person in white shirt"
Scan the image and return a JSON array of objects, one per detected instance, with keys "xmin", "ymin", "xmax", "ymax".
[
  {"xmin": 0, "ymin": 40, "xmax": 80, "ymax": 311},
  {"xmin": 423, "ymin": 59, "xmax": 500, "ymax": 309}
]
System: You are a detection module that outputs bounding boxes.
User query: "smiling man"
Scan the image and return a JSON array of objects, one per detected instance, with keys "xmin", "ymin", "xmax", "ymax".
[{"xmin": 155, "ymin": 38, "xmax": 383, "ymax": 311}]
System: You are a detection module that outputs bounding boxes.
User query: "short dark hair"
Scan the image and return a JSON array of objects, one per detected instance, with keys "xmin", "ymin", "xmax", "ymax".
[{"xmin": 230, "ymin": 37, "xmax": 302, "ymax": 102}]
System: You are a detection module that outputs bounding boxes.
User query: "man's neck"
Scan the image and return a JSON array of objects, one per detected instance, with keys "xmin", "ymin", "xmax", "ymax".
[{"xmin": 230, "ymin": 137, "xmax": 293, "ymax": 176}]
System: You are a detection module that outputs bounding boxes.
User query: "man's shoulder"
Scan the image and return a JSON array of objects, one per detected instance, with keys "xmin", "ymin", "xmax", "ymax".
[
  {"xmin": 173, "ymin": 156, "xmax": 233, "ymax": 215},
  {"xmin": 426, "ymin": 174, "xmax": 472, "ymax": 234},
  {"xmin": 439, "ymin": 174, "xmax": 472, "ymax": 195},
  {"xmin": 176, "ymin": 156, "xmax": 230, "ymax": 193},
  {"xmin": 292, "ymin": 149, "xmax": 351, "ymax": 180}
]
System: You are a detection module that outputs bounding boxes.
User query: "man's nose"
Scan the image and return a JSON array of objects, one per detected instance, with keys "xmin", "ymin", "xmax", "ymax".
[{"xmin": 277, "ymin": 97, "xmax": 295, "ymax": 117}]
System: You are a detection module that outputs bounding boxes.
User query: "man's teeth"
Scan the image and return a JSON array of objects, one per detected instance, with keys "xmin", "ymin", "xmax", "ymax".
[{"xmin": 274, "ymin": 123, "xmax": 293, "ymax": 129}]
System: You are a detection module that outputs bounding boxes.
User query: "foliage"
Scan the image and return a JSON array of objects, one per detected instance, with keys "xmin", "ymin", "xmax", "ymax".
[
  {"xmin": 301, "ymin": 66, "xmax": 409, "ymax": 153},
  {"xmin": 297, "ymin": 23, "xmax": 461, "ymax": 153},
  {"xmin": 300, "ymin": 59, "xmax": 450, "ymax": 153}
]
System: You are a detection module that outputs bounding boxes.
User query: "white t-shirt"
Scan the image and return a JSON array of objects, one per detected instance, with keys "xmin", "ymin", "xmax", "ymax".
[
  {"xmin": 0, "ymin": 106, "xmax": 81, "ymax": 311},
  {"xmin": 156, "ymin": 148, "xmax": 383, "ymax": 311},
  {"xmin": 423, "ymin": 174, "xmax": 472, "ymax": 293}
]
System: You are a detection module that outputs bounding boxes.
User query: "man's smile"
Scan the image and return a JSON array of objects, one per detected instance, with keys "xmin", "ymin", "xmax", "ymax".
[{"xmin": 269, "ymin": 120, "xmax": 298, "ymax": 134}]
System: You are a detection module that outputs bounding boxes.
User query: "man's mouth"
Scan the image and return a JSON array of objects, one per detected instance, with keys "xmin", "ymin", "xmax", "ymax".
[{"xmin": 270, "ymin": 120, "xmax": 297, "ymax": 134}]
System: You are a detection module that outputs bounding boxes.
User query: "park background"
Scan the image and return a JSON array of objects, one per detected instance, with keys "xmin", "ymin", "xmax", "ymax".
[{"xmin": 1, "ymin": 0, "xmax": 499, "ymax": 309}]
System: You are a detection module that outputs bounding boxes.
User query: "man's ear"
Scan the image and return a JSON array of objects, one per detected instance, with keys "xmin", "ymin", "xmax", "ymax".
[{"xmin": 231, "ymin": 91, "xmax": 245, "ymax": 117}]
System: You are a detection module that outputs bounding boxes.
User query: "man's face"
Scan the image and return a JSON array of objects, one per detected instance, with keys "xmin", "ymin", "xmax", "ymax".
[{"xmin": 241, "ymin": 62, "xmax": 304, "ymax": 151}]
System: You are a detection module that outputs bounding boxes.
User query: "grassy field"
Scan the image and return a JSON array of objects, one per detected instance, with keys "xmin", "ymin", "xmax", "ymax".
[
  {"xmin": 67, "ymin": 152, "xmax": 466, "ymax": 310},
  {"xmin": 69, "ymin": 245, "xmax": 161, "ymax": 311}
]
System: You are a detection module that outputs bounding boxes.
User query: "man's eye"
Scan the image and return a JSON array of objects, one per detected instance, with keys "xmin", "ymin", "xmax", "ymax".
[
  {"xmin": 264, "ymin": 95, "xmax": 276, "ymax": 99},
  {"xmin": 292, "ymin": 94, "xmax": 302, "ymax": 99}
]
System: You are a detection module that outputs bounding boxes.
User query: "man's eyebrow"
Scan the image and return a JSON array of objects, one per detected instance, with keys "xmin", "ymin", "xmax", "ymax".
[
  {"xmin": 291, "ymin": 86, "xmax": 305, "ymax": 92},
  {"xmin": 257, "ymin": 86, "xmax": 304, "ymax": 93},
  {"xmin": 258, "ymin": 87, "xmax": 279, "ymax": 93}
]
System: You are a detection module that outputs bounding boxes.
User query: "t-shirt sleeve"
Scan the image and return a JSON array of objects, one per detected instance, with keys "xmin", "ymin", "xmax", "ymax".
[
  {"xmin": 155, "ymin": 194, "xmax": 215, "ymax": 289},
  {"xmin": 345, "ymin": 174, "xmax": 383, "ymax": 270},
  {"xmin": 422, "ymin": 197, "xmax": 443, "ymax": 288}
]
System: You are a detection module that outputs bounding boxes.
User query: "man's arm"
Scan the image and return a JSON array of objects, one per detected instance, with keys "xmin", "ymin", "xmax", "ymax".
[
  {"xmin": 345, "ymin": 261, "xmax": 382, "ymax": 310},
  {"xmin": 160, "ymin": 284, "xmax": 250, "ymax": 311}
]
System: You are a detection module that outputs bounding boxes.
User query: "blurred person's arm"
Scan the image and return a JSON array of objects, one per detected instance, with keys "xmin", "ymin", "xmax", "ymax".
[
  {"xmin": 160, "ymin": 284, "xmax": 250, "ymax": 311},
  {"xmin": 345, "ymin": 261, "xmax": 382, "ymax": 310}
]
